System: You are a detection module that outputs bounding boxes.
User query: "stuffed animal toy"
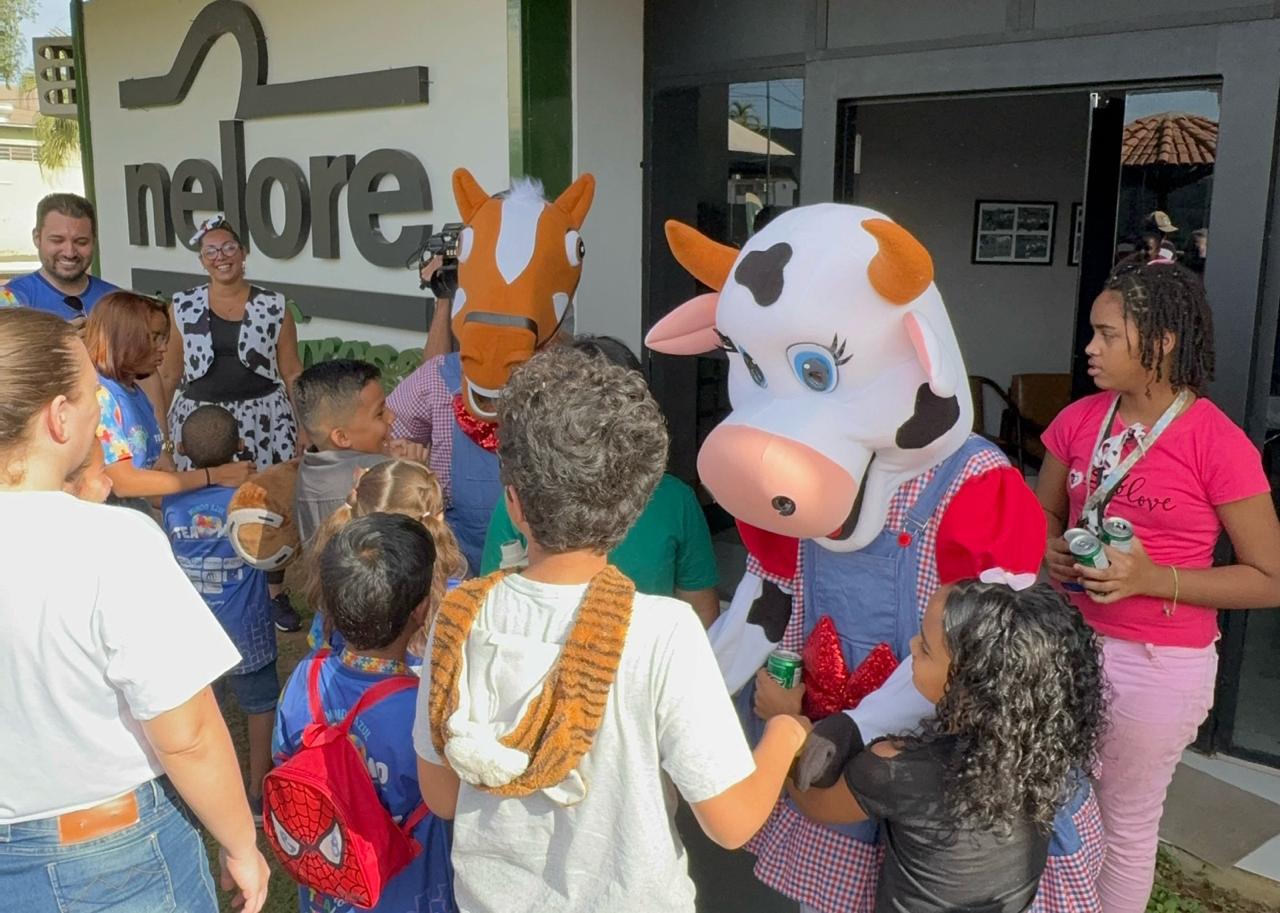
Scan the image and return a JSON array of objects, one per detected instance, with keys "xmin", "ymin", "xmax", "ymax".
[{"xmin": 226, "ymin": 458, "xmax": 300, "ymax": 571}]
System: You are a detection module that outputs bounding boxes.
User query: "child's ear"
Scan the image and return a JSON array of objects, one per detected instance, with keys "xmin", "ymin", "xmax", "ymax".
[
  {"xmin": 330, "ymin": 426, "xmax": 349, "ymax": 449},
  {"xmin": 411, "ymin": 594, "xmax": 432, "ymax": 628},
  {"xmin": 506, "ymin": 486, "xmax": 530, "ymax": 533}
]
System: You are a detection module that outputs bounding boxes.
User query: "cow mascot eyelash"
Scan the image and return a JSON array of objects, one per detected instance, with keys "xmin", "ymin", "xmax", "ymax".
[{"xmin": 646, "ymin": 206, "xmax": 1104, "ymax": 913}]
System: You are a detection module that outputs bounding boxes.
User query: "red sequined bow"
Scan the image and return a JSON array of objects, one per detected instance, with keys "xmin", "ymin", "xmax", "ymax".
[
  {"xmin": 452, "ymin": 394, "xmax": 500, "ymax": 452},
  {"xmin": 801, "ymin": 615, "xmax": 900, "ymax": 720}
]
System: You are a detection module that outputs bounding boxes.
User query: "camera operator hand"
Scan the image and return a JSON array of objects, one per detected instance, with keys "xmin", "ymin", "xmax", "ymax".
[{"xmin": 419, "ymin": 255, "xmax": 445, "ymax": 288}]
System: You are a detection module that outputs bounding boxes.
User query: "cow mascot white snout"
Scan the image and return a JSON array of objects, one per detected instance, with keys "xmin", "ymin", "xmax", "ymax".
[{"xmin": 646, "ymin": 205, "xmax": 1103, "ymax": 913}]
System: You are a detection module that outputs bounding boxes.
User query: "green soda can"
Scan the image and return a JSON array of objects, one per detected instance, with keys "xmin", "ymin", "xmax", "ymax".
[
  {"xmin": 766, "ymin": 649, "xmax": 804, "ymax": 689},
  {"xmin": 1101, "ymin": 517, "xmax": 1134, "ymax": 553},
  {"xmin": 1069, "ymin": 531, "xmax": 1110, "ymax": 571}
]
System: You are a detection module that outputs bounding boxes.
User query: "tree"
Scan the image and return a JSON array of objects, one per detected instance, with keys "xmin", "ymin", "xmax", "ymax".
[
  {"xmin": 20, "ymin": 69, "xmax": 80, "ymax": 174},
  {"xmin": 1, "ymin": 0, "xmax": 38, "ymax": 86},
  {"xmin": 729, "ymin": 101, "xmax": 762, "ymax": 131}
]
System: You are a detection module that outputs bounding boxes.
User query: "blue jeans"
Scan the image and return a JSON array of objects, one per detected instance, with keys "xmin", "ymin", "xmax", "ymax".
[{"xmin": 0, "ymin": 778, "xmax": 217, "ymax": 913}]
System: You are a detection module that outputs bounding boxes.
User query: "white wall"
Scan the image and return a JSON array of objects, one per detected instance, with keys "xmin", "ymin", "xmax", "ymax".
[
  {"xmin": 855, "ymin": 93, "xmax": 1090, "ymax": 390},
  {"xmin": 0, "ymin": 146, "xmax": 84, "ymax": 271},
  {"xmin": 84, "ymin": 0, "xmax": 510, "ymax": 348},
  {"xmin": 571, "ymin": 0, "xmax": 645, "ymax": 354}
]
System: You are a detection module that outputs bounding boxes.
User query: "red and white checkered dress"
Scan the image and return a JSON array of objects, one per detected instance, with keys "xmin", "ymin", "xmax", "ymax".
[{"xmin": 743, "ymin": 446, "xmax": 1104, "ymax": 913}]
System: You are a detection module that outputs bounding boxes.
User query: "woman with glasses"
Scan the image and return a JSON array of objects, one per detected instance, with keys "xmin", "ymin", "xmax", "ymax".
[{"xmin": 160, "ymin": 215, "xmax": 302, "ymax": 471}]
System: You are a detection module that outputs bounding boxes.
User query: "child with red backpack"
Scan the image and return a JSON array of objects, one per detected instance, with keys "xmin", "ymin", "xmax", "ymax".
[{"xmin": 270, "ymin": 512, "xmax": 455, "ymax": 913}]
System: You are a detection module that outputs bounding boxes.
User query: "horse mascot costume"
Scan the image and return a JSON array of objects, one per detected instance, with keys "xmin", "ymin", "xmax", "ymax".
[
  {"xmin": 227, "ymin": 167, "xmax": 595, "ymax": 577},
  {"xmin": 387, "ymin": 167, "xmax": 595, "ymax": 575},
  {"xmin": 646, "ymin": 204, "xmax": 1103, "ymax": 913}
]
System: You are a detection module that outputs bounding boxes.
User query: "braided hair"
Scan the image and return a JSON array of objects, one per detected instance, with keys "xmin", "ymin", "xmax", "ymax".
[{"xmin": 1104, "ymin": 258, "xmax": 1215, "ymax": 392}]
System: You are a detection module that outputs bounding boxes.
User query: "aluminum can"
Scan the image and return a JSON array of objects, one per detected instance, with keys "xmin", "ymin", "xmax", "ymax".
[
  {"xmin": 1101, "ymin": 517, "xmax": 1134, "ymax": 553},
  {"xmin": 766, "ymin": 649, "xmax": 804, "ymax": 689},
  {"xmin": 1062, "ymin": 528, "xmax": 1091, "ymax": 591},
  {"xmin": 1069, "ymin": 531, "xmax": 1110, "ymax": 571}
]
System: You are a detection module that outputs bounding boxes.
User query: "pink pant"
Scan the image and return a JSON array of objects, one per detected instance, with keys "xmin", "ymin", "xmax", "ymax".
[{"xmin": 1094, "ymin": 637, "xmax": 1217, "ymax": 913}]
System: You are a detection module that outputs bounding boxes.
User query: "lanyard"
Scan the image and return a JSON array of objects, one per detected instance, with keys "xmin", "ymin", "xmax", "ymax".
[{"xmin": 1079, "ymin": 389, "xmax": 1191, "ymax": 531}]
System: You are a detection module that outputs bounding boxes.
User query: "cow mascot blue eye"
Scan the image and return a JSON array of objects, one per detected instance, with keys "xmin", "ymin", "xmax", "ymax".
[{"xmin": 788, "ymin": 345, "xmax": 838, "ymax": 393}]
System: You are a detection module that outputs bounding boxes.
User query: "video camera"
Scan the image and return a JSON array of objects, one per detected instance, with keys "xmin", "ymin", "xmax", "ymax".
[{"xmin": 408, "ymin": 222, "xmax": 464, "ymax": 300}]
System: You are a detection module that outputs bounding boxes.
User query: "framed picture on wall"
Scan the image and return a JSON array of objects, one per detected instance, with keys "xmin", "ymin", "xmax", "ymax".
[
  {"xmin": 972, "ymin": 200, "xmax": 1057, "ymax": 265},
  {"xmin": 1069, "ymin": 202, "xmax": 1084, "ymax": 266}
]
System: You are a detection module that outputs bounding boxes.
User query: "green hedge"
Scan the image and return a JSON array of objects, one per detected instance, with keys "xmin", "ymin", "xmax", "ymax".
[{"xmin": 297, "ymin": 337, "xmax": 424, "ymax": 392}]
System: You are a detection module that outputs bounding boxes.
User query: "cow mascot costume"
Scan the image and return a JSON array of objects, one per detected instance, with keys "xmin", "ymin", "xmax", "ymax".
[
  {"xmin": 646, "ymin": 205, "xmax": 1103, "ymax": 913},
  {"xmin": 388, "ymin": 168, "xmax": 596, "ymax": 576}
]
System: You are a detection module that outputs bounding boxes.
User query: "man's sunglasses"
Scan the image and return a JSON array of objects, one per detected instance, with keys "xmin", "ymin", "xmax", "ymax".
[{"xmin": 63, "ymin": 295, "xmax": 84, "ymax": 314}]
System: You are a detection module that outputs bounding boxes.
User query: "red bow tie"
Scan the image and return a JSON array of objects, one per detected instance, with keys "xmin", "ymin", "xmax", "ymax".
[
  {"xmin": 801, "ymin": 616, "xmax": 900, "ymax": 720},
  {"xmin": 453, "ymin": 394, "xmax": 500, "ymax": 453}
]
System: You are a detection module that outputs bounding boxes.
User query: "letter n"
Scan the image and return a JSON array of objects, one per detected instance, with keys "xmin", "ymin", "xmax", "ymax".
[{"xmin": 124, "ymin": 164, "xmax": 175, "ymax": 247}]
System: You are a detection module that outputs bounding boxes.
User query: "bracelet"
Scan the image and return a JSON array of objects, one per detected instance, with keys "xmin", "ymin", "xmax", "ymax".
[
  {"xmin": 205, "ymin": 468, "xmax": 211, "ymax": 486},
  {"xmin": 1165, "ymin": 565, "xmax": 1180, "ymax": 617}
]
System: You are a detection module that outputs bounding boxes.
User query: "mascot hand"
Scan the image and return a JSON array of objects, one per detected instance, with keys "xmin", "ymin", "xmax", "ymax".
[{"xmin": 793, "ymin": 712, "xmax": 865, "ymax": 791}]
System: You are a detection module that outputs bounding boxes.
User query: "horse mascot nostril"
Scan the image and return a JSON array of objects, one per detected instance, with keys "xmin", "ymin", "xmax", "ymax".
[
  {"xmin": 387, "ymin": 168, "xmax": 596, "ymax": 576},
  {"xmin": 646, "ymin": 204, "xmax": 1104, "ymax": 913}
]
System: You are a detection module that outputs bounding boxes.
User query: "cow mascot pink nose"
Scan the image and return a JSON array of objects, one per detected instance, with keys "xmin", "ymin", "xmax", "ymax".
[
  {"xmin": 697, "ymin": 425, "xmax": 857, "ymax": 538},
  {"xmin": 644, "ymin": 204, "xmax": 1103, "ymax": 913}
]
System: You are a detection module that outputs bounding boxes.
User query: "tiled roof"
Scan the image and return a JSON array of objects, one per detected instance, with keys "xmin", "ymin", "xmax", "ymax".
[{"xmin": 1122, "ymin": 113, "xmax": 1217, "ymax": 166}]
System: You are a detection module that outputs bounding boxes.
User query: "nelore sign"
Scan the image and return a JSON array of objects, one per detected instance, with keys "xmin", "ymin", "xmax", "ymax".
[{"xmin": 120, "ymin": 0, "xmax": 432, "ymax": 270}]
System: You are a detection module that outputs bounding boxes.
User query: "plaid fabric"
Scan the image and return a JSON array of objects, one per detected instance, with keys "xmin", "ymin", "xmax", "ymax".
[
  {"xmin": 386, "ymin": 354, "xmax": 456, "ymax": 504},
  {"xmin": 1030, "ymin": 790, "xmax": 1106, "ymax": 913},
  {"xmin": 744, "ymin": 442, "xmax": 1016, "ymax": 913}
]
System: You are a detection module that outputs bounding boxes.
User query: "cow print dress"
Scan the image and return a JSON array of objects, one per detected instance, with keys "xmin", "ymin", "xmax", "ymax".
[{"xmin": 167, "ymin": 285, "xmax": 298, "ymax": 470}]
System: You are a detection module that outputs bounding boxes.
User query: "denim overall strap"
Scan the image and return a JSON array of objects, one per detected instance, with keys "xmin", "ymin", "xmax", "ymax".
[{"xmin": 441, "ymin": 353, "xmax": 503, "ymax": 576}]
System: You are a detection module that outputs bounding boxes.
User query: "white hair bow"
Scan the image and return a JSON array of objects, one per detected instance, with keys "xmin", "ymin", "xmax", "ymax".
[
  {"xmin": 190, "ymin": 213, "xmax": 228, "ymax": 246},
  {"xmin": 978, "ymin": 567, "xmax": 1037, "ymax": 591}
]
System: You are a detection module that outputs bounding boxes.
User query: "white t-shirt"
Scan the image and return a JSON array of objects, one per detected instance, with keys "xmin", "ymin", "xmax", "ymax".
[
  {"xmin": 413, "ymin": 574, "xmax": 755, "ymax": 913},
  {"xmin": 0, "ymin": 492, "xmax": 240, "ymax": 823}
]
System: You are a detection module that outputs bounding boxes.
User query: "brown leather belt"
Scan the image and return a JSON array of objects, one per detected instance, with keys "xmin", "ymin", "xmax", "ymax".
[{"xmin": 56, "ymin": 792, "xmax": 140, "ymax": 845}]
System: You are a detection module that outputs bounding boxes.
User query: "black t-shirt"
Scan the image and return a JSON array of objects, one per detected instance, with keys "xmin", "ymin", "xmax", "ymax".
[{"xmin": 844, "ymin": 737, "xmax": 1049, "ymax": 913}]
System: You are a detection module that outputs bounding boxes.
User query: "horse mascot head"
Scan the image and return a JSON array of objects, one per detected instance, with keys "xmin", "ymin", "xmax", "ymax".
[{"xmin": 450, "ymin": 168, "xmax": 596, "ymax": 420}]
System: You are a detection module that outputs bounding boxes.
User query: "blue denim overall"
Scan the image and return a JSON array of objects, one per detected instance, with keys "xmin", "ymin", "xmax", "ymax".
[
  {"xmin": 738, "ymin": 435, "xmax": 1089, "ymax": 856},
  {"xmin": 440, "ymin": 353, "xmax": 503, "ymax": 577}
]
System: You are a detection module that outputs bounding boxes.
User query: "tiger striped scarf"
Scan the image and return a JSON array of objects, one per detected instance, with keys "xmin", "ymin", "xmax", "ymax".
[{"xmin": 428, "ymin": 565, "xmax": 635, "ymax": 797}]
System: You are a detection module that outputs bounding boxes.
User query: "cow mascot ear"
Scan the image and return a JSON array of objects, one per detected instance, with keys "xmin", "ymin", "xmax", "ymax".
[{"xmin": 226, "ymin": 459, "xmax": 300, "ymax": 571}]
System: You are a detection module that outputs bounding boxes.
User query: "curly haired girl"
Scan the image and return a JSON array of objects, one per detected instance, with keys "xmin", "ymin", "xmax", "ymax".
[
  {"xmin": 790, "ymin": 579, "xmax": 1105, "ymax": 913},
  {"xmin": 305, "ymin": 459, "xmax": 468, "ymax": 653}
]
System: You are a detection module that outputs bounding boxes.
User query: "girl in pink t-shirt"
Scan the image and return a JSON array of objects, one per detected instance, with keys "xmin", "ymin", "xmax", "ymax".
[{"xmin": 1037, "ymin": 259, "xmax": 1280, "ymax": 913}]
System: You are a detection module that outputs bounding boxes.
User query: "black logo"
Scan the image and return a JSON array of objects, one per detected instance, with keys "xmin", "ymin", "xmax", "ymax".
[{"xmin": 120, "ymin": 0, "xmax": 433, "ymax": 269}]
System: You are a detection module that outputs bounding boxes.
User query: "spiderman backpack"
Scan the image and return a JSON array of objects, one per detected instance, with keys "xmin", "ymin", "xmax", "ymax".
[{"xmin": 263, "ymin": 649, "xmax": 430, "ymax": 908}]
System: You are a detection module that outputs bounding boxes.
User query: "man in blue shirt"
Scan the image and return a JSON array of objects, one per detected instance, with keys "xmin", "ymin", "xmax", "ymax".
[{"xmin": 1, "ymin": 193, "xmax": 117, "ymax": 325}]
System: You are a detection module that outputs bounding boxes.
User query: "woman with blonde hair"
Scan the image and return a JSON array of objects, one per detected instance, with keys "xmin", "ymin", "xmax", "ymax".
[
  {"xmin": 0, "ymin": 308, "xmax": 269, "ymax": 912},
  {"xmin": 306, "ymin": 458, "xmax": 468, "ymax": 651}
]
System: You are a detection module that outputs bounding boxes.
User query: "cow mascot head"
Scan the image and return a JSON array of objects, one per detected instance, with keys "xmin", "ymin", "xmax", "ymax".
[{"xmin": 648, "ymin": 205, "xmax": 973, "ymax": 554}]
